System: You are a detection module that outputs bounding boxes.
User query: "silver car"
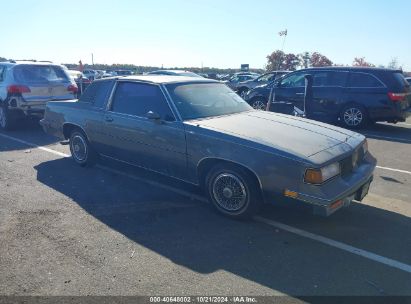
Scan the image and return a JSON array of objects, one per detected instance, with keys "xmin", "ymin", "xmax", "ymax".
[{"xmin": 0, "ymin": 60, "xmax": 77, "ymax": 130}]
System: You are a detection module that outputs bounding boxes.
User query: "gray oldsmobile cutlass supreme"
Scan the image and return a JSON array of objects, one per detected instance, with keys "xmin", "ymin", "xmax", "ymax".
[{"xmin": 40, "ymin": 76, "xmax": 376, "ymax": 218}]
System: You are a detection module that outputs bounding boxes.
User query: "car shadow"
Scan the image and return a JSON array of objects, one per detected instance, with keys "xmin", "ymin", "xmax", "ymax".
[
  {"xmin": 34, "ymin": 158, "xmax": 411, "ymax": 296},
  {"xmin": 0, "ymin": 120, "xmax": 60, "ymax": 152},
  {"xmin": 361, "ymin": 123, "xmax": 411, "ymax": 144}
]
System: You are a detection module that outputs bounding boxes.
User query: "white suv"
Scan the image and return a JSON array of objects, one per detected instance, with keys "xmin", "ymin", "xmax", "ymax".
[{"xmin": 0, "ymin": 60, "xmax": 77, "ymax": 130}]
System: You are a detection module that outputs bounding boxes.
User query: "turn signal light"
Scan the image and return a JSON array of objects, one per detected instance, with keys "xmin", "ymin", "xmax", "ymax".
[
  {"xmin": 284, "ymin": 189, "xmax": 298, "ymax": 199},
  {"xmin": 304, "ymin": 169, "xmax": 323, "ymax": 184}
]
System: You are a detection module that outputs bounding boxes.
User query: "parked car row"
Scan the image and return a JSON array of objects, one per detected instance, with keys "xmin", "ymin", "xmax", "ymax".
[{"xmin": 243, "ymin": 67, "xmax": 411, "ymax": 129}]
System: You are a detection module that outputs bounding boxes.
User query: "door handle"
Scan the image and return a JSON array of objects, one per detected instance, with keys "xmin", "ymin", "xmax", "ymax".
[
  {"xmin": 104, "ymin": 116, "xmax": 113, "ymax": 122},
  {"xmin": 296, "ymin": 93, "xmax": 304, "ymax": 95}
]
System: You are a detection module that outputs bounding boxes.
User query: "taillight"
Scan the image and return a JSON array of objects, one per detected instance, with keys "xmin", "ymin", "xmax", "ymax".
[
  {"xmin": 67, "ymin": 84, "xmax": 78, "ymax": 94},
  {"xmin": 7, "ymin": 85, "xmax": 31, "ymax": 94},
  {"xmin": 388, "ymin": 92, "xmax": 406, "ymax": 102}
]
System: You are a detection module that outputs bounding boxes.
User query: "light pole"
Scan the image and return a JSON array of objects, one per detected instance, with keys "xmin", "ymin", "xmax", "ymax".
[{"xmin": 277, "ymin": 29, "xmax": 288, "ymax": 71}]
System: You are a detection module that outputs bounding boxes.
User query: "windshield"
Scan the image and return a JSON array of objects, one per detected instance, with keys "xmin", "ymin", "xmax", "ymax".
[{"xmin": 166, "ymin": 82, "xmax": 252, "ymax": 120}]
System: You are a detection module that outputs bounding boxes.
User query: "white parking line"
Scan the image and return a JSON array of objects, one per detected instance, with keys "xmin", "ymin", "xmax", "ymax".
[
  {"xmin": 254, "ymin": 216, "xmax": 411, "ymax": 274},
  {"xmin": 376, "ymin": 166, "xmax": 411, "ymax": 175},
  {"xmin": 364, "ymin": 133, "xmax": 411, "ymax": 143},
  {"xmin": 0, "ymin": 133, "xmax": 70, "ymax": 158},
  {"xmin": 1, "ymin": 132, "xmax": 411, "ymax": 274}
]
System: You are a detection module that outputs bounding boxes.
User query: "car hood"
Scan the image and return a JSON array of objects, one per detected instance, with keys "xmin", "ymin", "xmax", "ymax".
[{"xmin": 186, "ymin": 110, "xmax": 362, "ymax": 161}]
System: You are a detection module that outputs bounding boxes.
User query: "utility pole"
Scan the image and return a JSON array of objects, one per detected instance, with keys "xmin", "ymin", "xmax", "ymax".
[{"xmin": 91, "ymin": 53, "xmax": 94, "ymax": 67}]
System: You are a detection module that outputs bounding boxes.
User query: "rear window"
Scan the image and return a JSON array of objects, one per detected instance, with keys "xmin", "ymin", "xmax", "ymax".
[
  {"xmin": 348, "ymin": 73, "xmax": 384, "ymax": 88},
  {"xmin": 13, "ymin": 65, "xmax": 69, "ymax": 83},
  {"xmin": 392, "ymin": 72, "xmax": 409, "ymax": 88}
]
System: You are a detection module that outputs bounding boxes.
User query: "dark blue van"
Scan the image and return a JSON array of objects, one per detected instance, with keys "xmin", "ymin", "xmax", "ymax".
[{"xmin": 244, "ymin": 67, "xmax": 411, "ymax": 128}]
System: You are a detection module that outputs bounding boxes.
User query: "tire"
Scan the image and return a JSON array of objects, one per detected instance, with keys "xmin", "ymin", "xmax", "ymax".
[
  {"xmin": 250, "ymin": 98, "xmax": 267, "ymax": 111},
  {"xmin": 205, "ymin": 163, "xmax": 262, "ymax": 219},
  {"xmin": 0, "ymin": 104, "xmax": 15, "ymax": 131},
  {"xmin": 339, "ymin": 104, "xmax": 368, "ymax": 129},
  {"xmin": 69, "ymin": 129, "xmax": 98, "ymax": 167}
]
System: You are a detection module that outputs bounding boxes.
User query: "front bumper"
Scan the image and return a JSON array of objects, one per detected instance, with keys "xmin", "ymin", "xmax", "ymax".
[{"xmin": 281, "ymin": 153, "xmax": 376, "ymax": 216}]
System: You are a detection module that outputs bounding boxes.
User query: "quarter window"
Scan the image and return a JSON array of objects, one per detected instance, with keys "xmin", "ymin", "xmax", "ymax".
[
  {"xmin": 111, "ymin": 82, "xmax": 175, "ymax": 121},
  {"xmin": 79, "ymin": 80, "xmax": 114, "ymax": 108},
  {"xmin": 348, "ymin": 73, "xmax": 384, "ymax": 88}
]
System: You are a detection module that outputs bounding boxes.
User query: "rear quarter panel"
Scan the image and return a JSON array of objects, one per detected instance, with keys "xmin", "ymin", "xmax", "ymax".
[{"xmin": 44, "ymin": 100, "xmax": 103, "ymax": 141}]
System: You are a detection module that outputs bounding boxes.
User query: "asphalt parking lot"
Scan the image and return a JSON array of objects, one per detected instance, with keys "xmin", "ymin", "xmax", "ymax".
[{"xmin": 0, "ymin": 118, "xmax": 411, "ymax": 298}]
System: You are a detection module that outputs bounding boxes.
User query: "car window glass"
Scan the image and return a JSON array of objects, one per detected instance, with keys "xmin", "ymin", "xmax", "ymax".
[
  {"xmin": 281, "ymin": 73, "xmax": 305, "ymax": 87},
  {"xmin": 79, "ymin": 80, "xmax": 114, "ymax": 108},
  {"xmin": 111, "ymin": 82, "xmax": 175, "ymax": 121},
  {"xmin": 13, "ymin": 65, "xmax": 69, "ymax": 83},
  {"xmin": 259, "ymin": 74, "xmax": 273, "ymax": 82},
  {"xmin": 348, "ymin": 73, "xmax": 384, "ymax": 88},
  {"xmin": 313, "ymin": 71, "xmax": 348, "ymax": 87},
  {"xmin": 392, "ymin": 72, "xmax": 409, "ymax": 87},
  {"xmin": 166, "ymin": 82, "xmax": 252, "ymax": 120},
  {"xmin": 0, "ymin": 66, "xmax": 4, "ymax": 82}
]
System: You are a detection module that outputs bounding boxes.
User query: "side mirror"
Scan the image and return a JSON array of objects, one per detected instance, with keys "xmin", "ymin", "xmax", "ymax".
[{"xmin": 146, "ymin": 111, "xmax": 161, "ymax": 121}]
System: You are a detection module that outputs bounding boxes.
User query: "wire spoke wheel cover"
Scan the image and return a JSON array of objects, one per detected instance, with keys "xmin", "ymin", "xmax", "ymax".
[
  {"xmin": 212, "ymin": 173, "xmax": 247, "ymax": 212},
  {"xmin": 343, "ymin": 107, "xmax": 363, "ymax": 126},
  {"xmin": 252, "ymin": 100, "xmax": 266, "ymax": 110},
  {"xmin": 71, "ymin": 134, "xmax": 88, "ymax": 162}
]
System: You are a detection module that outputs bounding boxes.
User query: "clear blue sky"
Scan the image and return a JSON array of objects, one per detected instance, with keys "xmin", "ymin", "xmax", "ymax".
[{"xmin": 2, "ymin": 0, "xmax": 411, "ymax": 70}]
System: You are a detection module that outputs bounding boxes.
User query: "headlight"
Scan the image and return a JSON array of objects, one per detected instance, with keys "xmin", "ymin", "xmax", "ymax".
[{"xmin": 304, "ymin": 162, "xmax": 341, "ymax": 184}]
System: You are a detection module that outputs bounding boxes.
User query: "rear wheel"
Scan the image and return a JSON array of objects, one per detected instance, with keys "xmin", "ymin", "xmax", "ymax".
[
  {"xmin": 205, "ymin": 164, "xmax": 262, "ymax": 219},
  {"xmin": 250, "ymin": 98, "xmax": 267, "ymax": 111},
  {"xmin": 69, "ymin": 129, "xmax": 98, "ymax": 167},
  {"xmin": 339, "ymin": 104, "xmax": 368, "ymax": 129},
  {"xmin": 0, "ymin": 104, "xmax": 15, "ymax": 131}
]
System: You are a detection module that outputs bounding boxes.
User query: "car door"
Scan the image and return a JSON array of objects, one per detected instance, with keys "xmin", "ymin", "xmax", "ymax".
[
  {"xmin": 274, "ymin": 71, "xmax": 306, "ymax": 110},
  {"xmin": 102, "ymin": 81, "xmax": 187, "ymax": 179},
  {"xmin": 307, "ymin": 70, "xmax": 348, "ymax": 123}
]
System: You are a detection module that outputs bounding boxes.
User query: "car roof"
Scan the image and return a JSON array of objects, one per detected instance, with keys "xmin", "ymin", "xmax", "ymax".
[
  {"xmin": 295, "ymin": 66, "xmax": 403, "ymax": 73},
  {"xmin": 96, "ymin": 75, "xmax": 218, "ymax": 84}
]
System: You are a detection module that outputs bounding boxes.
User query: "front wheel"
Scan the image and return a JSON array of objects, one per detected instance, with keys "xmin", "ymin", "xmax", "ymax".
[
  {"xmin": 339, "ymin": 104, "xmax": 368, "ymax": 129},
  {"xmin": 69, "ymin": 129, "xmax": 98, "ymax": 167},
  {"xmin": 250, "ymin": 98, "xmax": 267, "ymax": 111},
  {"xmin": 205, "ymin": 164, "xmax": 262, "ymax": 219}
]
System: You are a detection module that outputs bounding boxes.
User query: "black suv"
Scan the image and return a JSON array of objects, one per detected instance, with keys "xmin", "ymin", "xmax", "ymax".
[{"xmin": 244, "ymin": 67, "xmax": 411, "ymax": 128}]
